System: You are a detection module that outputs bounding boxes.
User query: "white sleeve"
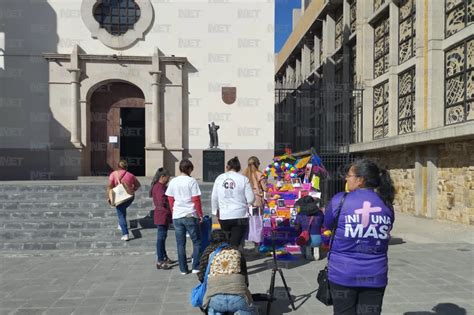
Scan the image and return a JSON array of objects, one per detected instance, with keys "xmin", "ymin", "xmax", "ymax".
[
  {"xmin": 190, "ymin": 178, "xmax": 201, "ymax": 197},
  {"xmin": 165, "ymin": 181, "xmax": 174, "ymax": 197},
  {"xmin": 244, "ymin": 177, "xmax": 255, "ymax": 205},
  {"xmin": 211, "ymin": 178, "xmax": 220, "ymax": 216}
]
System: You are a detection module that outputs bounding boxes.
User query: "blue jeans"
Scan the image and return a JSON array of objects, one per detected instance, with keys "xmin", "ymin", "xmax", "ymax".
[
  {"xmin": 173, "ymin": 217, "xmax": 201, "ymax": 272},
  {"xmin": 116, "ymin": 197, "xmax": 134, "ymax": 235},
  {"xmin": 208, "ymin": 294, "xmax": 256, "ymax": 315},
  {"xmin": 156, "ymin": 225, "xmax": 168, "ymax": 262}
]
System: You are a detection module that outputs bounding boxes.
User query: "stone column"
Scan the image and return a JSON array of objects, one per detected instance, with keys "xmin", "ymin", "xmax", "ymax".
[
  {"xmin": 67, "ymin": 68, "xmax": 81, "ymax": 147},
  {"xmin": 295, "ymin": 58, "xmax": 301, "ymax": 86},
  {"xmin": 301, "ymin": 41, "xmax": 311, "ymax": 78},
  {"xmin": 426, "ymin": 144, "xmax": 438, "ymax": 218},
  {"xmin": 387, "ymin": 2, "xmax": 400, "ymax": 137},
  {"xmin": 149, "ymin": 70, "xmax": 163, "ymax": 147},
  {"xmin": 322, "ymin": 15, "xmax": 336, "ymax": 150},
  {"xmin": 314, "ymin": 34, "xmax": 321, "ymax": 67},
  {"xmin": 360, "ymin": 1, "xmax": 375, "ymax": 142},
  {"xmin": 424, "ymin": 0, "xmax": 444, "ymax": 129}
]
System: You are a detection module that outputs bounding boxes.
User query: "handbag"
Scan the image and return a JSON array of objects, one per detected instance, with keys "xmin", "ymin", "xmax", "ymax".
[
  {"xmin": 296, "ymin": 216, "xmax": 314, "ymax": 246},
  {"xmin": 190, "ymin": 243, "xmax": 227, "ymax": 307},
  {"xmin": 316, "ymin": 193, "xmax": 347, "ymax": 306},
  {"xmin": 247, "ymin": 207, "xmax": 263, "ymax": 243},
  {"xmin": 109, "ymin": 171, "xmax": 134, "ymax": 206}
]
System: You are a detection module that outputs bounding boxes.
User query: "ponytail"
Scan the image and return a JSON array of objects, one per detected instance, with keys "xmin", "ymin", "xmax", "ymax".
[
  {"xmin": 351, "ymin": 159, "xmax": 395, "ymax": 208},
  {"xmin": 376, "ymin": 169, "xmax": 395, "ymax": 207}
]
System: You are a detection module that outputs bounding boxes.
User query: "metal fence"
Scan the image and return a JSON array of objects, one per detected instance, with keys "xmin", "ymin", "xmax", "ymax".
[{"xmin": 274, "ymin": 86, "xmax": 363, "ymax": 205}]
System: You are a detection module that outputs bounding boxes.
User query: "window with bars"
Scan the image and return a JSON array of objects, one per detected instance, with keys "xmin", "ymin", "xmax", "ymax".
[
  {"xmin": 374, "ymin": 17, "xmax": 390, "ymax": 78},
  {"xmin": 373, "ymin": 81, "xmax": 389, "ymax": 139},
  {"xmin": 350, "ymin": 44, "xmax": 357, "ymax": 86},
  {"xmin": 445, "ymin": 38, "xmax": 474, "ymax": 125},
  {"xmin": 399, "ymin": 0, "xmax": 416, "ymax": 64},
  {"xmin": 319, "ymin": 36, "xmax": 323, "ymax": 65},
  {"xmin": 335, "ymin": 103, "xmax": 343, "ymax": 145},
  {"xmin": 93, "ymin": 0, "xmax": 141, "ymax": 36},
  {"xmin": 335, "ymin": 10, "xmax": 343, "ymax": 50},
  {"xmin": 398, "ymin": 67, "xmax": 416, "ymax": 134},
  {"xmin": 374, "ymin": 0, "xmax": 386, "ymax": 11},
  {"xmin": 334, "ymin": 58, "xmax": 344, "ymax": 145},
  {"xmin": 307, "ymin": 37, "xmax": 315, "ymax": 71},
  {"xmin": 445, "ymin": 0, "xmax": 474, "ymax": 38},
  {"xmin": 350, "ymin": 0, "xmax": 357, "ymax": 33}
]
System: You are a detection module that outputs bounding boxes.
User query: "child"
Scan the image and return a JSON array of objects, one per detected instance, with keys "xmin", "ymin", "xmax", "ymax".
[{"xmin": 294, "ymin": 196, "xmax": 324, "ymax": 260}]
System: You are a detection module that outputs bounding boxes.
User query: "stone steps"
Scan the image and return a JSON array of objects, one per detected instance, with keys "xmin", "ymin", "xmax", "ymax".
[
  {"xmin": 0, "ymin": 192, "xmax": 212, "ymax": 202},
  {"xmin": 0, "ymin": 200, "xmax": 154, "ymax": 209},
  {"xmin": 1, "ymin": 238, "xmax": 159, "ymax": 251},
  {"xmin": 0, "ymin": 218, "xmax": 135, "ymax": 229},
  {"xmin": 0, "ymin": 180, "xmax": 214, "ymax": 254}
]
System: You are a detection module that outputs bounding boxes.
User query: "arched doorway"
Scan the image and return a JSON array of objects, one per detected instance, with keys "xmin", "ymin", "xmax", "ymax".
[{"xmin": 90, "ymin": 81, "xmax": 145, "ymax": 176}]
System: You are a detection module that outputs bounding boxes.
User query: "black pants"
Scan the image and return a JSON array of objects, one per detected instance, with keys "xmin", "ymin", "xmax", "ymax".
[
  {"xmin": 218, "ymin": 218, "xmax": 248, "ymax": 246},
  {"xmin": 329, "ymin": 281, "xmax": 386, "ymax": 315}
]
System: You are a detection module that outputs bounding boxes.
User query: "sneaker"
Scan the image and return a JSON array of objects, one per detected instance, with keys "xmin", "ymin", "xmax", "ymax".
[
  {"xmin": 192, "ymin": 269, "xmax": 199, "ymax": 274},
  {"xmin": 181, "ymin": 271, "xmax": 190, "ymax": 275},
  {"xmin": 156, "ymin": 262, "xmax": 171, "ymax": 270},
  {"xmin": 313, "ymin": 247, "xmax": 320, "ymax": 261},
  {"xmin": 117, "ymin": 224, "xmax": 121, "ymax": 230},
  {"xmin": 121, "ymin": 234, "xmax": 129, "ymax": 241}
]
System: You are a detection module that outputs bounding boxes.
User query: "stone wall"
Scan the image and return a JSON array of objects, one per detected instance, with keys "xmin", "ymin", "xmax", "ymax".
[
  {"xmin": 364, "ymin": 148, "xmax": 416, "ymax": 216},
  {"xmin": 361, "ymin": 139, "xmax": 474, "ymax": 225},
  {"xmin": 437, "ymin": 140, "xmax": 474, "ymax": 225}
]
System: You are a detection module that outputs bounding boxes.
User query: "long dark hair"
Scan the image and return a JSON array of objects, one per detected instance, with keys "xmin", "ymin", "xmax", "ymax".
[
  {"xmin": 197, "ymin": 229, "xmax": 234, "ymax": 282},
  {"xmin": 351, "ymin": 159, "xmax": 395, "ymax": 207},
  {"xmin": 149, "ymin": 167, "xmax": 169, "ymax": 197}
]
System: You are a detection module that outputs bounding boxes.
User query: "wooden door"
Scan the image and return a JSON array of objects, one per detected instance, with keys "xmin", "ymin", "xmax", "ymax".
[{"xmin": 90, "ymin": 82, "xmax": 145, "ymax": 176}]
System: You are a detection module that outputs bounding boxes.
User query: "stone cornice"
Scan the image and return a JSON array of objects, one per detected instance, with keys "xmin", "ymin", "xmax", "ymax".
[
  {"xmin": 43, "ymin": 53, "xmax": 187, "ymax": 64},
  {"xmin": 350, "ymin": 122, "xmax": 474, "ymax": 153}
]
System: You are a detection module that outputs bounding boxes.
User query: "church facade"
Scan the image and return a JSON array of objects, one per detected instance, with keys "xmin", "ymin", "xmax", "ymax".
[{"xmin": 0, "ymin": 0, "xmax": 275, "ymax": 179}]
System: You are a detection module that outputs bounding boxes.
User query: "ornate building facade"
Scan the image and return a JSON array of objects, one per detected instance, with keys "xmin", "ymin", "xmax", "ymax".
[
  {"xmin": 0, "ymin": 0, "xmax": 274, "ymax": 179},
  {"xmin": 275, "ymin": 0, "xmax": 473, "ymax": 224}
]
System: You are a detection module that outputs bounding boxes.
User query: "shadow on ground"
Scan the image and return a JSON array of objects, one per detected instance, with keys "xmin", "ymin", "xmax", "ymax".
[
  {"xmin": 389, "ymin": 237, "xmax": 406, "ymax": 245},
  {"xmin": 404, "ymin": 303, "xmax": 467, "ymax": 315}
]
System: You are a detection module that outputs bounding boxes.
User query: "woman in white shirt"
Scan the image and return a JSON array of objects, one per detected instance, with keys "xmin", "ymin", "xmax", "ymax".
[
  {"xmin": 211, "ymin": 157, "xmax": 255, "ymax": 246},
  {"xmin": 165, "ymin": 159, "xmax": 203, "ymax": 274}
]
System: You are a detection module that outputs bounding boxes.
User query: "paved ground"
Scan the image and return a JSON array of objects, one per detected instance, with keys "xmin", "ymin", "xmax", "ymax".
[{"xmin": 0, "ymin": 212, "xmax": 473, "ymax": 315}]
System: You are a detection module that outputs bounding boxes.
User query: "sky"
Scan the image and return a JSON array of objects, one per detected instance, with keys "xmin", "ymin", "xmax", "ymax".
[{"xmin": 275, "ymin": 0, "xmax": 301, "ymax": 53}]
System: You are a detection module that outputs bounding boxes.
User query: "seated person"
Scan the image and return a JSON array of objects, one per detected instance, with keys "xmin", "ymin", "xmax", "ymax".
[
  {"xmin": 295, "ymin": 196, "xmax": 324, "ymax": 260},
  {"xmin": 197, "ymin": 230, "xmax": 256, "ymax": 315}
]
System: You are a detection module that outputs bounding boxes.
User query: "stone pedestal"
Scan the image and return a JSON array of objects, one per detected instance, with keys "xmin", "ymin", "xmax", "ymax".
[{"xmin": 203, "ymin": 149, "xmax": 224, "ymax": 182}]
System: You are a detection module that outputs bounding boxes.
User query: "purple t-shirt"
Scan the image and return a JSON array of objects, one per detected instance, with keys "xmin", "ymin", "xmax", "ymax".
[
  {"xmin": 324, "ymin": 190, "xmax": 394, "ymax": 288},
  {"xmin": 295, "ymin": 212, "xmax": 323, "ymax": 235}
]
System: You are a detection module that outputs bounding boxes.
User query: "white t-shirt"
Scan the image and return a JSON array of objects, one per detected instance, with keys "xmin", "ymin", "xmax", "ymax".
[
  {"xmin": 165, "ymin": 175, "xmax": 201, "ymax": 219},
  {"xmin": 211, "ymin": 171, "xmax": 255, "ymax": 220}
]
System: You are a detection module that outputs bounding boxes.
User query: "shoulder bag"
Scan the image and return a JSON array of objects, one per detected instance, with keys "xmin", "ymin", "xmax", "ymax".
[
  {"xmin": 109, "ymin": 171, "xmax": 134, "ymax": 206},
  {"xmin": 315, "ymin": 193, "xmax": 347, "ymax": 305},
  {"xmin": 296, "ymin": 216, "xmax": 314, "ymax": 246}
]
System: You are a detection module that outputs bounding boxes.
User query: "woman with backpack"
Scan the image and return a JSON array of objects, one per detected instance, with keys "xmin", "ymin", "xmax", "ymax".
[{"xmin": 197, "ymin": 229, "xmax": 256, "ymax": 315}]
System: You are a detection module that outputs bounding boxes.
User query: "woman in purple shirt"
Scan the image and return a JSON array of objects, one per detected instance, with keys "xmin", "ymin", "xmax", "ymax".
[{"xmin": 324, "ymin": 159, "xmax": 395, "ymax": 315}]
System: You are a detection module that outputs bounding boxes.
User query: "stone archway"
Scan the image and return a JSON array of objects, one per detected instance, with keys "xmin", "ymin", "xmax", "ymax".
[{"xmin": 90, "ymin": 81, "xmax": 145, "ymax": 176}]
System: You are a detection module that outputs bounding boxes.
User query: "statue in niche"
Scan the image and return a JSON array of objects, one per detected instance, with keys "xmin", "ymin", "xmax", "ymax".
[{"xmin": 208, "ymin": 122, "xmax": 220, "ymax": 149}]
